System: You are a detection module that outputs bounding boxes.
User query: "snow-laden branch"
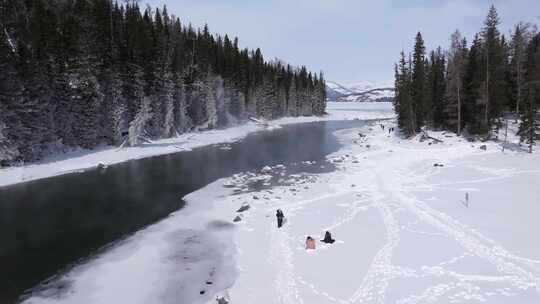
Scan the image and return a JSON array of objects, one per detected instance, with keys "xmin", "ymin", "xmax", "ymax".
[{"xmin": 4, "ymin": 28, "xmax": 16, "ymax": 54}]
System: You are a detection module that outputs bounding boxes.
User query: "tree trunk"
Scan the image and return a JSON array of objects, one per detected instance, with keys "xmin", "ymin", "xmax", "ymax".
[
  {"xmin": 503, "ymin": 118, "xmax": 508, "ymax": 152},
  {"xmin": 530, "ymin": 127, "xmax": 534, "ymax": 153},
  {"xmin": 408, "ymin": 99, "xmax": 416, "ymax": 136},
  {"xmin": 484, "ymin": 50, "xmax": 489, "ymax": 127},
  {"xmin": 457, "ymin": 85, "xmax": 461, "ymax": 135},
  {"xmin": 516, "ymin": 62, "xmax": 521, "ymax": 120}
]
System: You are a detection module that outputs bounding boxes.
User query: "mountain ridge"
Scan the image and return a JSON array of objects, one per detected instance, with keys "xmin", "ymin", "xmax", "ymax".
[{"xmin": 326, "ymin": 80, "xmax": 394, "ymax": 102}]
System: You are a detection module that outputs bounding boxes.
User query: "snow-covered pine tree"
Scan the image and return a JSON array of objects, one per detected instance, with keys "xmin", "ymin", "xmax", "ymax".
[
  {"xmin": 275, "ymin": 80, "xmax": 288, "ymax": 119},
  {"xmin": 128, "ymin": 96, "xmax": 153, "ymax": 146},
  {"xmin": 66, "ymin": 64, "xmax": 103, "ymax": 149},
  {"xmin": 162, "ymin": 78, "xmax": 176, "ymax": 138},
  {"xmin": 255, "ymin": 75, "xmax": 275, "ymax": 119},
  {"xmin": 0, "ymin": 23, "xmax": 22, "ymax": 164},
  {"xmin": 214, "ymin": 76, "xmax": 231, "ymax": 128},
  {"xmin": 0, "ymin": 121, "xmax": 19, "ymax": 166},
  {"xmin": 104, "ymin": 71, "xmax": 128, "ymax": 144},
  {"xmin": 227, "ymin": 81, "xmax": 245, "ymax": 122},
  {"xmin": 172, "ymin": 80, "xmax": 192, "ymax": 134},
  {"xmin": 287, "ymin": 77, "xmax": 299, "ymax": 117},
  {"xmin": 204, "ymin": 73, "xmax": 219, "ymax": 129}
]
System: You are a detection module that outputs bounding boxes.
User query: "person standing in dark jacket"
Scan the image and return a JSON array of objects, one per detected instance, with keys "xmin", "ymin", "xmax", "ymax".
[{"xmin": 276, "ymin": 209, "xmax": 284, "ymax": 228}]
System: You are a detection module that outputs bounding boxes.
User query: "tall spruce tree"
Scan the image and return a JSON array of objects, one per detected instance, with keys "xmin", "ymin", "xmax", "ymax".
[
  {"xmin": 518, "ymin": 81, "xmax": 540, "ymax": 152},
  {"xmin": 445, "ymin": 31, "xmax": 468, "ymax": 134},
  {"xmin": 412, "ymin": 32, "xmax": 427, "ymax": 131},
  {"xmin": 481, "ymin": 5, "xmax": 508, "ymax": 134},
  {"xmin": 425, "ymin": 47, "xmax": 446, "ymax": 128},
  {"xmin": 462, "ymin": 34, "xmax": 486, "ymax": 134},
  {"xmin": 394, "ymin": 51, "xmax": 415, "ymax": 136}
]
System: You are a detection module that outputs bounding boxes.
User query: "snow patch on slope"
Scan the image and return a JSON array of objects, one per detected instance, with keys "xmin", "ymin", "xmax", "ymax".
[{"xmin": 345, "ymin": 80, "xmax": 394, "ymax": 93}]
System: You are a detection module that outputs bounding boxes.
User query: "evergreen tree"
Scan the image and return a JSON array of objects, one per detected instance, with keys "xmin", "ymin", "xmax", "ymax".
[
  {"xmin": 425, "ymin": 47, "xmax": 446, "ymax": 128},
  {"xmin": 524, "ymin": 33, "xmax": 540, "ymax": 85},
  {"xmin": 288, "ymin": 77, "xmax": 299, "ymax": 117},
  {"xmin": 518, "ymin": 81, "xmax": 540, "ymax": 152},
  {"xmin": 411, "ymin": 32, "xmax": 427, "ymax": 131},
  {"xmin": 463, "ymin": 34, "xmax": 485, "ymax": 134},
  {"xmin": 445, "ymin": 31, "xmax": 468, "ymax": 134},
  {"xmin": 509, "ymin": 24, "xmax": 530, "ymax": 115},
  {"xmin": 0, "ymin": 38, "xmax": 22, "ymax": 165},
  {"xmin": 394, "ymin": 51, "xmax": 415, "ymax": 136},
  {"xmin": 128, "ymin": 96, "xmax": 153, "ymax": 146},
  {"xmin": 481, "ymin": 5, "xmax": 508, "ymax": 134}
]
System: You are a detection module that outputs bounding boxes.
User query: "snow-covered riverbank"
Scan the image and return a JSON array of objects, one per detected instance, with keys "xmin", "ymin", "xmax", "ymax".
[
  {"xmin": 22, "ymin": 103, "xmax": 540, "ymax": 304},
  {"xmin": 220, "ymin": 119, "xmax": 540, "ymax": 303},
  {"xmin": 0, "ymin": 102, "xmax": 392, "ymax": 188}
]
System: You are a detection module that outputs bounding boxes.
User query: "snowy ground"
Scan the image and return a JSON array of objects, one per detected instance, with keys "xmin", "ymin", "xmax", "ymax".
[
  {"xmin": 220, "ymin": 120, "xmax": 540, "ymax": 304},
  {"xmin": 0, "ymin": 102, "xmax": 392, "ymax": 188},
  {"xmin": 20, "ymin": 102, "xmax": 540, "ymax": 304}
]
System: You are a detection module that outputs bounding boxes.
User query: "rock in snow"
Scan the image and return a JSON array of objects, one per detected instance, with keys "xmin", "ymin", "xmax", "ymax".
[
  {"xmin": 260, "ymin": 166, "xmax": 272, "ymax": 173},
  {"xmin": 236, "ymin": 204, "xmax": 250, "ymax": 213}
]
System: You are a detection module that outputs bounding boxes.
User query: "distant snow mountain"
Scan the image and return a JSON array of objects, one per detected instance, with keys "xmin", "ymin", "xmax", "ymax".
[
  {"xmin": 326, "ymin": 81, "xmax": 394, "ymax": 102},
  {"xmin": 326, "ymin": 81, "xmax": 354, "ymax": 95}
]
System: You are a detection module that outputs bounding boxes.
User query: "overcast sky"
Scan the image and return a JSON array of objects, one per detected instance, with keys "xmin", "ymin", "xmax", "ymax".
[{"xmin": 145, "ymin": 0, "xmax": 540, "ymax": 84}]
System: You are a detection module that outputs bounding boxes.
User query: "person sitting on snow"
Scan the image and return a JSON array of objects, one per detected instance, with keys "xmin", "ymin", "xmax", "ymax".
[
  {"xmin": 321, "ymin": 231, "xmax": 335, "ymax": 244},
  {"xmin": 306, "ymin": 236, "xmax": 316, "ymax": 250}
]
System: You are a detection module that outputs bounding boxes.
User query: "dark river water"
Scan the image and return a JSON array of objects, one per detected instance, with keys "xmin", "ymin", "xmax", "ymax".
[{"xmin": 0, "ymin": 120, "xmax": 367, "ymax": 303}]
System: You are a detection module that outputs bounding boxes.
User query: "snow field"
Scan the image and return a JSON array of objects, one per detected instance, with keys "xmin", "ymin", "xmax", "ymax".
[{"xmin": 224, "ymin": 119, "xmax": 540, "ymax": 303}]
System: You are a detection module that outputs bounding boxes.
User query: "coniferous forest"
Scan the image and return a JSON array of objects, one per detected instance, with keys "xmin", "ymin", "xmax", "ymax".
[
  {"xmin": 394, "ymin": 6, "xmax": 540, "ymax": 152},
  {"xmin": 0, "ymin": 0, "xmax": 327, "ymax": 165}
]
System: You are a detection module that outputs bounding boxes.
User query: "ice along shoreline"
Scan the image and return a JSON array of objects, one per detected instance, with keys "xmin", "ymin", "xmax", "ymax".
[{"xmin": 0, "ymin": 102, "xmax": 394, "ymax": 188}]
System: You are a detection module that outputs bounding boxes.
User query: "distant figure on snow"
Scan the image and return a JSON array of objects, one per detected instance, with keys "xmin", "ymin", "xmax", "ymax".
[
  {"xmin": 321, "ymin": 231, "xmax": 335, "ymax": 244},
  {"xmin": 306, "ymin": 236, "xmax": 316, "ymax": 250},
  {"xmin": 276, "ymin": 209, "xmax": 284, "ymax": 228}
]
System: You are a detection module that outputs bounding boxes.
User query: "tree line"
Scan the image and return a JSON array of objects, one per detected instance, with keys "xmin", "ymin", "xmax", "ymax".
[
  {"xmin": 394, "ymin": 6, "xmax": 540, "ymax": 152},
  {"xmin": 0, "ymin": 0, "xmax": 327, "ymax": 165}
]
